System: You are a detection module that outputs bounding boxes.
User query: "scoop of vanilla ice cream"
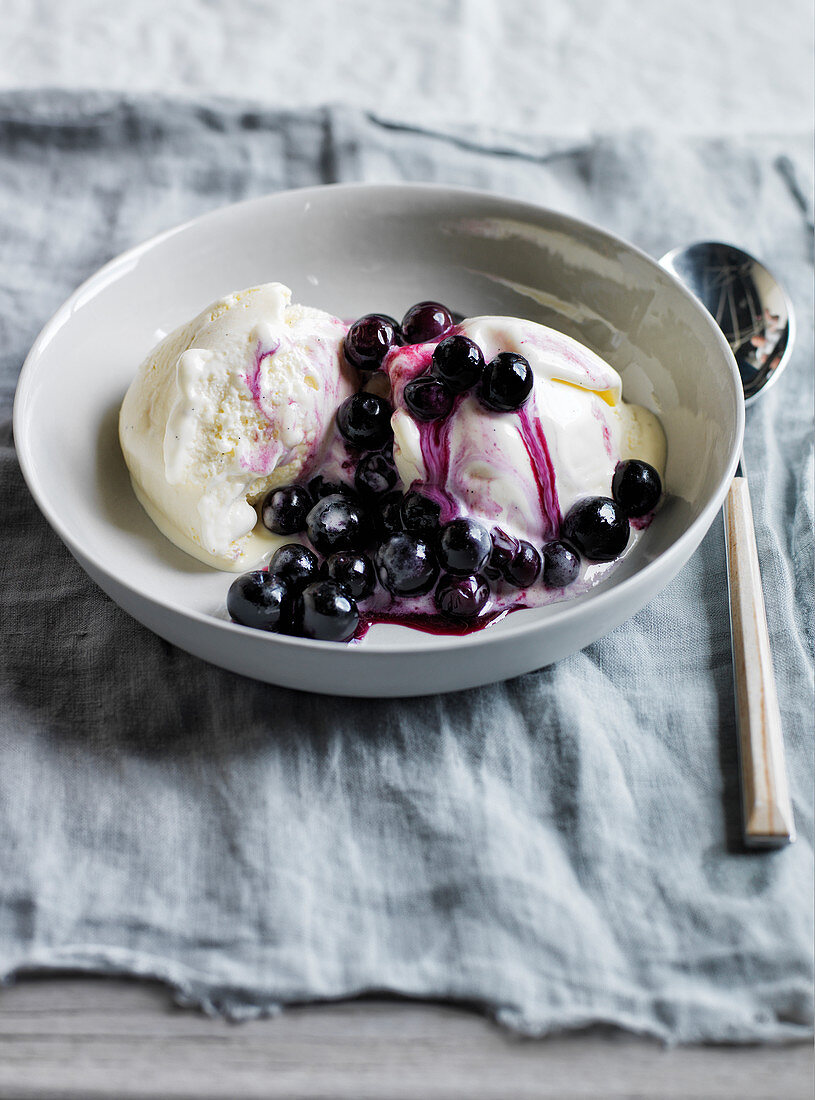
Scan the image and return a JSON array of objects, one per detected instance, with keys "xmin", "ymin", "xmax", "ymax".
[
  {"xmin": 388, "ymin": 316, "xmax": 665, "ymax": 545},
  {"xmin": 119, "ymin": 283, "xmax": 353, "ymax": 569}
]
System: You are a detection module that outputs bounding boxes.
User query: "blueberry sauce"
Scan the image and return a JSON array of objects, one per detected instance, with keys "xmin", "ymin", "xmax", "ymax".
[
  {"xmin": 239, "ymin": 341, "xmax": 286, "ymax": 474},
  {"xmin": 351, "ymin": 605, "xmax": 513, "ymax": 641},
  {"xmin": 244, "ymin": 339, "xmax": 281, "ymax": 406},
  {"xmin": 516, "ymin": 407, "xmax": 560, "ymax": 540}
]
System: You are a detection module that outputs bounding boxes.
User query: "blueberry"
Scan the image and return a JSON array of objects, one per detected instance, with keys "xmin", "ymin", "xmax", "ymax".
[
  {"xmin": 560, "ymin": 497, "xmax": 630, "ymax": 562},
  {"xmin": 434, "ymin": 573, "xmax": 490, "ymax": 622},
  {"xmin": 479, "ymin": 352, "xmax": 534, "ymax": 413},
  {"xmin": 336, "ymin": 392, "xmax": 393, "ymax": 450},
  {"xmin": 487, "ymin": 526, "xmax": 520, "ymax": 579},
  {"xmin": 296, "ymin": 580, "xmax": 359, "ymax": 642},
  {"xmin": 612, "ymin": 459, "xmax": 662, "ymax": 518},
  {"xmin": 432, "ymin": 334, "xmax": 485, "ymax": 394},
  {"xmin": 260, "ymin": 483, "xmax": 312, "ymax": 535},
  {"xmin": 268, "ymin": 543, "xmax": 320, "ymax": 592},
  {"xmin": 306, "ymin": 493, "xmax": 371, "ymax": 555},
  {"xmin": 324, "ymin": 551, "xmax": 376, "ymax": 600},
  {"xmin": 227, "ymin": 571, "xmax": 291, "ymax": 632},
  {"xmin": 399, "ymin": 491, "xmax": 441, "ymax": 536},
  {"xmin": 541, "ymin": 540, "xmax": 580, "ymax": 589},
  {"xmin": 504, "ymin": 540, "xmax": 541, "ymax": 588},
  {"xmin": 377, "ymin": 490, "xmax": 405, "ymax": 537},
  {"xmin": 401, "ymin": 300, "xmax": 454, "ymax": 345},
  {"xmin": 436, "ymin": 517, "xmax": 492, "ymax": 576},
  {"xmin": 307, "ymin": 474, "xmax": 359, "ymax": 502},
  {"xmin": 375, "ymin": 532, "xmax": 439, "ymax": 596},
  {"xmin": 403, "ymin": 376, "xmax": 454, "ymax": 421},
  {"xmin": 344, "ymin": 313, "xmax": 401, "ymax": 371},
  {"xmin": 354, "ymin": 451, "xmax": 398, "ymax": 498}
]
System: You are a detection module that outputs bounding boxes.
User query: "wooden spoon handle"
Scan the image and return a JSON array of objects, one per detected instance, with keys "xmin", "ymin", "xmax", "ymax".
[{"xmin": 724, "ymin": 473, "xmax": 795, "ymax": 846}]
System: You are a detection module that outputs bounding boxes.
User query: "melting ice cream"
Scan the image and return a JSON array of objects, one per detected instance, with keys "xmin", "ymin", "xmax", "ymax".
[
  {"xmin": 119, "ymin": 283, "xmax": 353, "ymax": 569},
  {"xmin": 388, "ymin": 315, "xmax": 665, "ymax": 551},
  {"xmin": 120, "ymin": 285, "xmax": 667, "ymax": 640}
]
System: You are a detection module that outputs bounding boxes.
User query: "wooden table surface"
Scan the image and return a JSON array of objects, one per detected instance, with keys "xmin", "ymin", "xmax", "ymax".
[{"xmin": 0, "ymin": 976, "xmax": 811, "ymax": 1099}]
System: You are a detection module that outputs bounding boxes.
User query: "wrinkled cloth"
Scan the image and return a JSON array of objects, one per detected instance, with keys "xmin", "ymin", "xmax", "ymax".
[{"xmin": 0, "ymin": 91, "xmax": 812, "ymax": 1042}]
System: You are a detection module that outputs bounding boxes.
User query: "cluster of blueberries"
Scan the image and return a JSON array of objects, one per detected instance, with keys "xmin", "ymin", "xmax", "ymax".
[
  {"xmin": 345, "ymin": 299, "xmax": 534, "ymax": 419},
  {"xmin": 226, "ymin": 300, "xmax": 662, "ymax": 643}
]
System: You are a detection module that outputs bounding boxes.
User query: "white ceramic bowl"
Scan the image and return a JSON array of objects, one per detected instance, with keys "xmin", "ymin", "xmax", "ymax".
[{"xmin": 14, "ymin": 183, "xmax": 743, "ymax": 697}]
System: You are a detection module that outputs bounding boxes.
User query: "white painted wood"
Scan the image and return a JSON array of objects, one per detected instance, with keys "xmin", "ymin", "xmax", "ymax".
[
  {"xmin": 724, "ymin": 476, "xmax": 796, "ymax": 846},
  {"xmin": 0, "ymin": 978, "xmax": 812, "ymax": 1100}
]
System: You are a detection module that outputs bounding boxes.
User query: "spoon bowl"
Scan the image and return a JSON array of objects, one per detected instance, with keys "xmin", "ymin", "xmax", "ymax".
[{"xmin": 660, "ymin": 241, "xmax": 795, "ymax": 405}]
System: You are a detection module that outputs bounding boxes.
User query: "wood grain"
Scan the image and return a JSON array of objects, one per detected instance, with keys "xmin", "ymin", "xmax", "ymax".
[
  {"xmin": 0, "ymin": 976, "xmax": 812, "ymax": 1100},
  {"xmin": 724, "ymin": 476, "xmax": 795, "ymax": 846}
]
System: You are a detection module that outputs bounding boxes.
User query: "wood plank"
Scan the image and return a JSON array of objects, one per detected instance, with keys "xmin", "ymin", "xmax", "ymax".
[{"xmin": 0, "ymin": 976, "xmax": 811, "ymax": 1100}]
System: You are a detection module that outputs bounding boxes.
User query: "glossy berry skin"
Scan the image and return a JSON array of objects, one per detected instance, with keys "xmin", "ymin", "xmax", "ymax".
[
  {"xmin": 479, "ymin": 352, "xmax": 534, "ymax": 413},
  {"xmin": 324, "ymin": 551, "xmax": 376, "ymax": 600},
  {"xmin": 436, "ymin": 517, "xmax": 492, "ymax": 576},
  {"xmin": 375, "ymin": 532, "xmax": 439, "ymax": 596},
  {"xmin": 260, "ymin": 483, "xmax": 312, "ymax": 535},
  {"xmin": 354, "ymin": 451, "xmax": 398, "ymax": 498},
  {"xmin": 487, "ymin": 526, "xmax": 520, "ymax": 579},
  {"xmin": 403, "ymin": 376, "xmax": 454, "ymax": 422},
  {"xmin": 504, "ymin": 540, "xmax": 541, "ymax": 588},
  {"xmin": 297, "ymin": 580, "xmax": 359, "ymax": 642},
  {"xmin": 432, "ymin": 335, "xmax": 485, "ymax": 394},
  {"xmin": 306, "ymin": 493, "xmax": 371, "ymax": 555},
  {"xmin": 400, "ymin": 491, "xmax": 441, "ymax": 536},
  {"xmin": 401, "ymin": 300, "xmax": 454, "ymax": 345},
  {"xmin": 336, "ymin": 392, "xmax": 393, "ymax": 450},
  {"xmin": 434, "ymin": 573, "xmax": 490, "ymax": 622},
  {"xmin": 227, "ymin": 571, "xmax": 291, "ymax": 632},
  {"xmin": 612, "ymin": 459, "xmax": 662, "ymax": 517},
  {"xmin": 541, "ymin": 540, "xmax": 580, "ymax": 589},
  {"xmin": 377, "ymin": 490, "xmax": 405, "ymax": 537},
  {"xmin": 268, "ymin": 543, "xmax": 320, "ymax": 593},
  {"xmin": 560, "ymin": 497, "xmax": 630, "ymax": 562},
  {"xmin": 308, "ymin": 475, "xmax": 358, "ymax": 502},
  {"xmin": 344, "ymin": 313, "xmax": 401, "ymax": 371}
]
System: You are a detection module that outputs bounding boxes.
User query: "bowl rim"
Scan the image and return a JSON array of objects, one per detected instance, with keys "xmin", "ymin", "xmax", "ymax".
[{"xmin": 13, "ymin": 179, "xmax": 745, "ymax": 656}]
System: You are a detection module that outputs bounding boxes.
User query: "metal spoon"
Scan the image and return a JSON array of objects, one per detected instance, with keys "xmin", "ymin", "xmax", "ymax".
[{"xmin": 660, "ymin": 241, "xmax": 796, "ymax": 847}]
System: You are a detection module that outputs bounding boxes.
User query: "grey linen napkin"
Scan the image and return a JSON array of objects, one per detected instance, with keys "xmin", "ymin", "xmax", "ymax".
[{"xmin": 0, "ymin": 91, "xmax": 812, "ymax": 1042}]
